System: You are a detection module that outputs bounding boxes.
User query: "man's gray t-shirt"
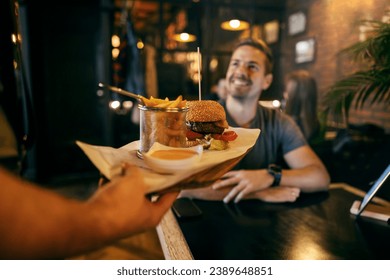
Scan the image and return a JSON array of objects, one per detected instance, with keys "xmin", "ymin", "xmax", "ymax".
[{"xmin": 220, "ymin": 101, "xmax": 307, "ymax": 170}]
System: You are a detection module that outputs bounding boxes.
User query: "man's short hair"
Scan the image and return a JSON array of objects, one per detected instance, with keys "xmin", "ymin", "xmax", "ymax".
[{"xmin": 233, "ymin": 38, "xmax": 274, "ymax": 74}]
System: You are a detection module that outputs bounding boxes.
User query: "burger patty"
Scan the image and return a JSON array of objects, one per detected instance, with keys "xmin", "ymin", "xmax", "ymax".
[{"xmin": 186, "ymin": 121, "xmax": 225, "ymax": 134}]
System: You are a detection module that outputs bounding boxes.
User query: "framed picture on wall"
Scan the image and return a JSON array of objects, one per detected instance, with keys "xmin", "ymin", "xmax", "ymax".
[
  {"xmin": 295, "ymin": 38, "xmax": 316, "ymax": 64},
  {"xmin": 264, "ymin": 20, "xmax": 279, "ymax": 44},
  {"xmin": 288, "ymin": 11, "xmax": 307, "ymax": 36}
]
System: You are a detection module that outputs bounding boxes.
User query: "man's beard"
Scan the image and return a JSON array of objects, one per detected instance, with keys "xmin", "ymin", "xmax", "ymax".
[{"xmin": 231, "ymin": 94, "xmax": 247, "ymax": 102}]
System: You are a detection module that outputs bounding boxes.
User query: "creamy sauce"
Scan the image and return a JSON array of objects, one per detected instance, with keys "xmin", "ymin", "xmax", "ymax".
[{"xmin": 150, "ymin": 150, "xmax": 197, "ymax": 160}]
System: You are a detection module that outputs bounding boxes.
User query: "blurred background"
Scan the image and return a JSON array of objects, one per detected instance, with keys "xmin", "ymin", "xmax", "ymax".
[{"xmin": 0, "ymin": 0, "xmax": 389, "ymax": 197}]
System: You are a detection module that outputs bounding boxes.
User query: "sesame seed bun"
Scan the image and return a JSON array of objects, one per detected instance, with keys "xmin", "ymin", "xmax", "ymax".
[{"xmin": 186, "ymin": 100, "xmax": 226, "ymax": 122}]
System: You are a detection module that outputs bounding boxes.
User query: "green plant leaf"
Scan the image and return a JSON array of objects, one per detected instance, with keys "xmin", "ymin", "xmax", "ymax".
[{"xmin": 322, "ymin": 11, "xmax": 390, "ymax": 124}]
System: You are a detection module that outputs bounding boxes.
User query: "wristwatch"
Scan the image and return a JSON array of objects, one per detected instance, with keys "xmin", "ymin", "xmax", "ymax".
[{"xmin": 268, "ymin": 164, "xmax": 282, "ymax": 186}]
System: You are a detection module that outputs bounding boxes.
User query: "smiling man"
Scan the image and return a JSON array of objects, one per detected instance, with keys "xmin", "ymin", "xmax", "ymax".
[{"xmin": 179, "ymin": 38, "xmax": 330, "ymax": 203}]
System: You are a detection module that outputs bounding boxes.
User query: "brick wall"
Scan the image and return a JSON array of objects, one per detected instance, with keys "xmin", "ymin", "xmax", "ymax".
[{"xmin": 281, "ymin": 0, "xmax": 390, "ymax": 132}]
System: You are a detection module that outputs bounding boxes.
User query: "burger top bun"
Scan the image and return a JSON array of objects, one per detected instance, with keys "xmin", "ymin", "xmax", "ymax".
[{"xmin": 186, "ymin": 100, "xmax": 226, "ymax": 122}]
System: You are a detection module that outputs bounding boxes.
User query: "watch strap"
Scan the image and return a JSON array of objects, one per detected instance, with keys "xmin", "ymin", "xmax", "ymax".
[{"xmin": 268, "ymin": 164, "xmax": 282, "ymax": 186}]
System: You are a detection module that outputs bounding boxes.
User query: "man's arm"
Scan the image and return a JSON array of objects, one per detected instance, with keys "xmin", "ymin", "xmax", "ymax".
[
  {"xmin": 0, "ymin": 166, "xmax": 177, "ymax": 259},
  {"xmin": 282, "ymin": 145, "xmax": 330, "ymax": 192},
  {"xmin": 208, "ymin": 145, "xmax": 330, "ymax": 203}
]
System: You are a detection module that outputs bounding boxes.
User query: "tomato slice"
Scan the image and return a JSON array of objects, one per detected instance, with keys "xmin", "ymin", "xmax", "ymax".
[
  {"xmin": 211, "ymin": 133, "xmax": 222, "ymax": 140},
  {"xmin": 212, "ymin": 131, "xmax": 238, "ymax": 142},
  {"xmin": 186, "ymin": 130, "xmax": 204, "ymax": 140},
  {"xmin": 221, "ymin": 130, "xmax": 238, "ymax": 141}
]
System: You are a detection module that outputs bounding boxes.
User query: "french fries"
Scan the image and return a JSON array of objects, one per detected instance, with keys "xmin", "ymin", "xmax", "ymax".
[
  {"xmin": 139, "ymin": 95, "xmax": 189, "ymax": 154},
  {"xmin": 142, "ymin": 95, "xmax": 187, "ymax": 108}
]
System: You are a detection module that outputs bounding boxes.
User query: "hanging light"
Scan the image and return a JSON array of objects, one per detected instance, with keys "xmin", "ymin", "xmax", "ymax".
[
  {"xmin": 221, "ymin": 19, "xmax": 250, "ymax": 31},
  {"xmin": 172, "ymin": 32, "xmax": 197, "ymax": 43},
  {"xmin": 172, "ymin": 9, "xmax": 197, "ymax": 43},
  {"xmin": 219, "ymin": 5, "xmax": 250, "ymax": 31}
]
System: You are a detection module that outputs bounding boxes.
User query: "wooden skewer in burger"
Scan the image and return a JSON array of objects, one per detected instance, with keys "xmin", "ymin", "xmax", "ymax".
[{"xmin": 186, "ymin": 47, "xmax": 237, "ymax": 150}]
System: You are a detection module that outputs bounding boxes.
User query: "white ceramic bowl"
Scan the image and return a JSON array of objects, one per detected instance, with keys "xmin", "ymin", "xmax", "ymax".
[{"xmin": 143, "ymin": 143, "xmax": 203, "ymax": 174}]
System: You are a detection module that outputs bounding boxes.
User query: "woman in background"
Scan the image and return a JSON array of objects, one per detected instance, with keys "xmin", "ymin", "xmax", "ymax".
[{"xmin": 283, "ymin": 70, "xmax": 321, "ymax": 143}]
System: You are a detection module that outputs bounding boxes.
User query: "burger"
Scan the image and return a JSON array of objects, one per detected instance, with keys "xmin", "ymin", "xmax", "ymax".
[{"xmin": 185, "ymin": 100, "xmax": 238, "ymax": 150}]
